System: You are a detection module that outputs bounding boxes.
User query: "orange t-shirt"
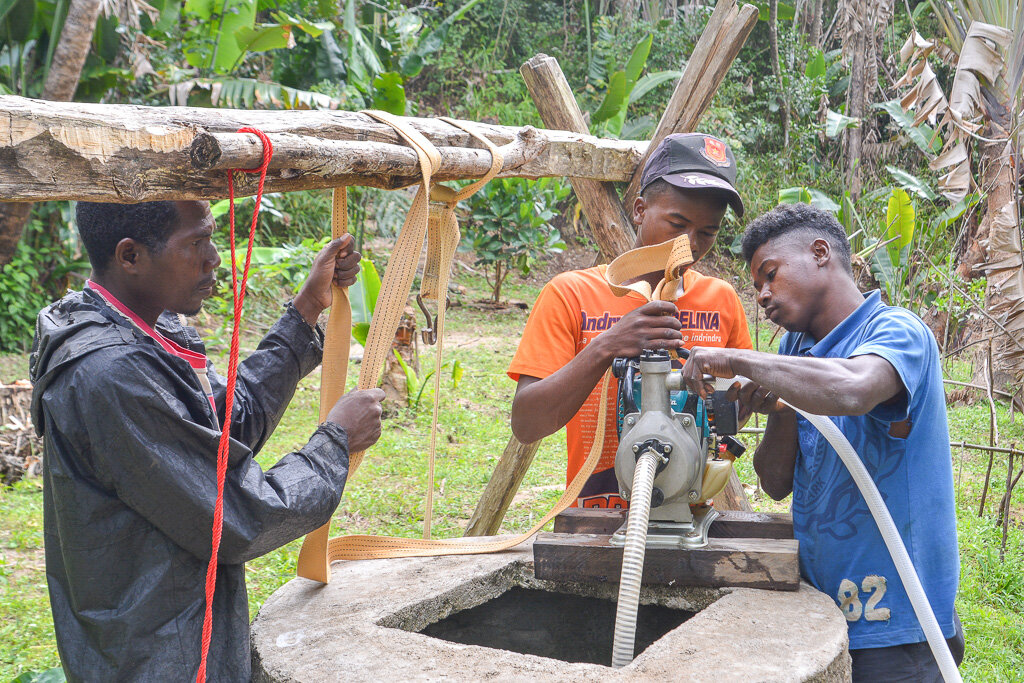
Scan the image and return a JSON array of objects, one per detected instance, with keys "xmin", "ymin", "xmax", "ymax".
[{"xmin": 507, "ymin": 265, "xmax": 752, "ymax": 508}]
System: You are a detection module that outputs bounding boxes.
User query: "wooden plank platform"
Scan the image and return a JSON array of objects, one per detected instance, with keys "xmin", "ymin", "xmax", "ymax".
[
  {"xmin": 535, "ymin": 508, "xmax": 799, "ymax": 591},
  {"xmin": 552, "ymin": 508, "xmax": 794, "ymax": 539},
  {"xmin": 533, "ymin": 532, "xmax": 800, "ymax": 591}
]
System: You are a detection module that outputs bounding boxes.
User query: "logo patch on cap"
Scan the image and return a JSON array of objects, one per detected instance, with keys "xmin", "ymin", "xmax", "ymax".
[{"xmin": 700, "ymin": 137, "xmax": 730, "ymax": 167}]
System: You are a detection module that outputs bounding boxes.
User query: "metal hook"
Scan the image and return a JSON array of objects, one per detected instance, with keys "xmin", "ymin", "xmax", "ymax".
[{"xmin": 416, "ymin": 294, "xmax": 450, "ymax": 345}]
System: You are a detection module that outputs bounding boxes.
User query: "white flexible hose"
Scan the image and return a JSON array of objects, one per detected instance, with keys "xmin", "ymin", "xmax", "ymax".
[
  {"xmin": 793, "ymin": 407, "xmax": 962, "ymax": 683},
  {"xmin": 712, "ymin": 377, "xmax": 962, "ymax": 682},
  {"xmin": 610, "ymin": 450, "xmax": 660, "ymax": 668}
]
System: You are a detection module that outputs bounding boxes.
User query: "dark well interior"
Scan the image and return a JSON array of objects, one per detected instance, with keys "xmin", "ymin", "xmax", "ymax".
[{"xmin": 418, "ymin": 586, "xmax": 694, "ymax": 666}]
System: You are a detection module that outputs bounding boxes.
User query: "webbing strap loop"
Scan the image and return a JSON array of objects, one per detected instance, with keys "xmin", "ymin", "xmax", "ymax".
[
  {"xmin": 604, "ymin": 234, "xmax": 694, "ymax": 302},
  {"xmin": 298, "ymin": 113, "xmax": 520, "ymax": 581}
]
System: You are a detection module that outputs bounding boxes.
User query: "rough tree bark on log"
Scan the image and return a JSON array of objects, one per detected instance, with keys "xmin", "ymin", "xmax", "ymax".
[{"xmin": 0, "ymin": 96, "xmax": 648, "ymax": 202}]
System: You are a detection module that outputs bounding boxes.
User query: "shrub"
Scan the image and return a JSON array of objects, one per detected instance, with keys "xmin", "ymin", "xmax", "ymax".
[
  {"xmin": 461, "ymin": 177, "xmax": 570, "ymax": 303},
  {"xmin": 0, "ymin": 204, "xmax": 89, "ymax": 352}
]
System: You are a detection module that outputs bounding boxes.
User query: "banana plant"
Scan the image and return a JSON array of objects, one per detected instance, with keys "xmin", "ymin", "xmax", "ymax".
[
  {"xmin": 866, "ymin": 189, "xmax": 916, "ymax": 307},
  {"xmin": 349, "ymin": 256, "xmax": 381, "ymax": 348},
  {"xmin": 392, "ymin": 352, "xmax": 463, "ymax": 410},
  {"xmin": 778, "ymin": 186, "xmax": 841, "ymax": 212},
  {"xmin": 182, "ymin": 0, "xmax": 333, "ymax": 74},
  {"xmin": 589, "ymin": 33, "xmax": 683, "ymax": 138}
]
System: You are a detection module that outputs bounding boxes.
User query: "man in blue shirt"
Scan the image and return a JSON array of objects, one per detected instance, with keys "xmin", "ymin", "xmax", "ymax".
[{"xmin": 679, "ymin": 203, "xmax": 962, "ymax": 680}]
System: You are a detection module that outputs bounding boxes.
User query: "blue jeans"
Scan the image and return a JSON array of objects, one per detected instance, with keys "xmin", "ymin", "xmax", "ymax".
[{"xmin": 851, "ymin": 611, "xmax": 965, "ymax": 682}]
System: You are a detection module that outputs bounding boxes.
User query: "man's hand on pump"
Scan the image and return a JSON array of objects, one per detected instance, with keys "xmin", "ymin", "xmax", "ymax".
[
  {"xmin": 680, "ymin": 346, "xmax": 788, "ymax": 424},
  {"xmin": 593, "ymin": 300, "xmax": 684, "ymax": 360},
  {"xmin": 679, "ymin": 346, "xmax": 738, "ymax": 398},
  {"xmin": 729, "ymin": 379, "xmax": 790, "ymax": 423},
  {"xmin": 293, "ymin": 235, "xmax": 362, "ymax": 325}
]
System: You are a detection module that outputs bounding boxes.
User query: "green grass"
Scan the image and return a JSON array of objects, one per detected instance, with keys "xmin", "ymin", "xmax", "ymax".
[{"xmin": 2, "ymin": 272, "xmax": 1023, "ymax": 680}]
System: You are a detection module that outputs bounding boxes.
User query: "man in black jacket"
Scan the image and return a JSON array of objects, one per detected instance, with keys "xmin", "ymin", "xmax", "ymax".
[{"xmin": 30, "ymin": 200, "xmax": 384, "ymax": 681}]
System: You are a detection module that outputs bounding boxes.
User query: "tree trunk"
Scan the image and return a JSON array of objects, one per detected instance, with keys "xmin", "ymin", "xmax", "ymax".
[
  {"xmin": 976, "ymin": 105, "xmax": 1024, "ymax": 384},
  {"xmin": 663, "ymin": 0, "xmax": 678, "ymax": 21},
  {"xmin": 617, "ymin": 0, "xmax": 639, "ymax": 25},
  {"xmin": 0, "ymin": 203, "xmax": 32, "ymax": 267},
  {"xmin": 0, "ymin": 0, "xmax": 104, "ymax": 267},
  {"xmin": 808, "ymin": 0, "xmax": 825, "ymax": 48},
  {"xmin": 839, "ymin": 0, "xmax": 893, "ymax": 199},
  {"xmin": 41, "ymin": 0, "xmax": 104, "ymax": 101},
  {"xmin": 381, "ymin": 312, "xmax": 417, "ymax": 405},
  {"xmin": 841, "ymin": 0, "xmax": 868, "ymax": 199},
  {"xmin": 768, "ymin": 0, "xmax": 789, "ymax": 148}
]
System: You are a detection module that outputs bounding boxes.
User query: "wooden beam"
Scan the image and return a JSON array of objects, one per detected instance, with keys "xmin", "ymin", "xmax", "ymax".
[
  {"xmin": 520, "ymin": 55, "xmax": 636, "ymax": 260},
  {"xmin": 463, "ymin": 438, "xmax": 541, "ymax": 537},
  {"xmin": 0, "ymin": 96, "xmax": 647, "ymax": 202},
  {"xmin": 621, "ymin": 0, "xmax": 760, "ymax": 209},
  {"xmin": 552, "ymin": 508, "xmax": 793, "ymax": 538},
  {"xmin": 533, "ymin": 532, "xmax": 800, "ymax": 590}
]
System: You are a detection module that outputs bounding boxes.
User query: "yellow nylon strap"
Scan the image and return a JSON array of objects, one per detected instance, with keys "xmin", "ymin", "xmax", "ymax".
[
  {"xmin": 325, "ymin": 373, "xmax": 611, "ymax": 560},
  {"xmin": 418, "ymin": 117, "xmax": 502, "ymax": 539},
  {"xmin": 603, "ymin": 234, "xmax": 695, "ymax": 361},
  {"xmin": 297, "ymin": 110, "xmax": 439, "ymax": 582},
  {"xmin": 604, "ymin": 234, "xmax": 694, "ymax": 302},
  {"xmin": 296, "ymin": 188, "xmax": 352, "ymax": 583},
  {"xmin": 303, "ymin": 113, "xmax": 590, "ymax": 580}
]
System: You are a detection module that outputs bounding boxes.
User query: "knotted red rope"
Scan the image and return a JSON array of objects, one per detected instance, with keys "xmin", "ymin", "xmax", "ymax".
[{"xmin": 196, "ymin": 127, "xmax": 273, "ymax": 682}]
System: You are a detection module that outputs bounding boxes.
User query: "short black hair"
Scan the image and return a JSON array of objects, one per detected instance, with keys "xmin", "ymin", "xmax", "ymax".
[
  {"xmin": 641, "ymin": 178, "xmax": 730, "ymax": 213},
  {"xmin": 741, "ymin": 203, "xmax": 852, "ymax": 272},
  {"xmin": 76, "ymin": 201, "xmax": 180, "ymax": 272}
]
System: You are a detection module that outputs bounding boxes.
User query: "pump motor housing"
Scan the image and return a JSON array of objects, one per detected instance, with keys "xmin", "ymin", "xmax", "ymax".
[{"xmin": 612, "ymin": 350, "xmax": 742, "ymax": 525}]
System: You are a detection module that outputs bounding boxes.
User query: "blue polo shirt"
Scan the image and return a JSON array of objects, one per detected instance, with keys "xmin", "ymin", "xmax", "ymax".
[{"xmin": 778, "ymin": 290, "xmax": 959, "ymax": 650}]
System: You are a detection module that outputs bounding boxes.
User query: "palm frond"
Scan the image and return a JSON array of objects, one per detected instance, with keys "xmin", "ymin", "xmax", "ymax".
[{"xmin": 168, "ymin": 78, "xmax": 344, "ymax": 110}]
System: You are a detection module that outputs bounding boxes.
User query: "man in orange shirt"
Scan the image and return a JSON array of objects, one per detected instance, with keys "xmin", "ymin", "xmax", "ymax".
[{"xmin": 508, "ymin": 133, "xmax": 753, "ymax": 508}]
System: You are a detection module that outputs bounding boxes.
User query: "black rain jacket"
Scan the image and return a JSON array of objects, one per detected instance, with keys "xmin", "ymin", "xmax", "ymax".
[{"xmin": 30, "ymin": 288, "xmax": 349, "ymax": 682}]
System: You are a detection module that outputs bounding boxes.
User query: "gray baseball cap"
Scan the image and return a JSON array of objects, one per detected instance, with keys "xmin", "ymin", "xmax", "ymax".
[{"xmin": 640, "ymin": 133, "xmax": 744, "ymax": 217}]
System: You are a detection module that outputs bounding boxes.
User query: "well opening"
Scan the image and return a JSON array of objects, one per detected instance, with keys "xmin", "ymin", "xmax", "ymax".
[
  {"xmin": 419, "ymin": 585, "xmax": 693, "ymax": 665},
  {"xmin": 378, "ymin": 561, "xmax": 720, "ymax": 667}
]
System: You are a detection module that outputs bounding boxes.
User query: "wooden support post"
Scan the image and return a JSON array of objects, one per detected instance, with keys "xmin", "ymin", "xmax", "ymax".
[
  {"xmin": 520, "ymin": 54, "xmax": 636, "ymax": 260},
  {"xmin": 714, "ymin": 469, "xmax": 753, "ymax": 512},
  {"xmin": 553, "ymin": 507, "xmax": 793, "ymax": 538},
  {"xmin": 464, "ymin": 438, "xmax": 541, "ymax": 536},
  {"xmin": 468, "ymin": 53, "xmax": 640, "ymax": 538}
]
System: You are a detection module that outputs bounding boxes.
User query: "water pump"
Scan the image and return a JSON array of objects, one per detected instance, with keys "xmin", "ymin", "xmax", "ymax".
[{"xmin": 610, "ymin": 348, "xmax": 745, "ymax": 549}]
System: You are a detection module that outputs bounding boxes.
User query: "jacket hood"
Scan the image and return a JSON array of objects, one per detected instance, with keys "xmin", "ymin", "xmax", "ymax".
[{"xmin": 30, "ymin": 289, "xmax": 135, "ymax": 434}]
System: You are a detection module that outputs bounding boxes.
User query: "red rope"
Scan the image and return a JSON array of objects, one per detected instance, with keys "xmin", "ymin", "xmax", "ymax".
[{"xmin": 196, "ymin": 127, "xmax": 273, "ymax": 683}]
